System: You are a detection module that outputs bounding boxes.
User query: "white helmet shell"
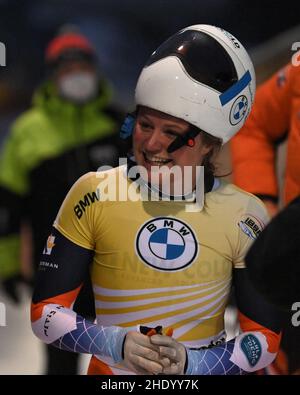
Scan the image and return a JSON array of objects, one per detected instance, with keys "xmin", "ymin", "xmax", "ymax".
[{"xmin": 135, "ymin": 24, "xmax": 255, "ymax": 144}]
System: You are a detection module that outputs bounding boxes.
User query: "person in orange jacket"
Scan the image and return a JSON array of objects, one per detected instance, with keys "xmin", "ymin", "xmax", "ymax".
[
  {"xmin": 231, "ymin": 62, "xmax": 300, "ymax": 374},
  {"xmin": 231, "ymin": 62, "xmax": 300, "ymax": 214}
]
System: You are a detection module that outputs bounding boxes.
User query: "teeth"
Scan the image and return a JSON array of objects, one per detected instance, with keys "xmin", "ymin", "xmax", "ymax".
[{"xmin": 144, "ymin": 153, "xmax": 170, "ymax": 164}]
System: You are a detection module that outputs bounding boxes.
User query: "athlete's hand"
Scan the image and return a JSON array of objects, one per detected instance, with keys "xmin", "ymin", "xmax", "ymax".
[
  {"xmin": 150, "ymin": 335, "xmax": 187, "ymax": 375},
  {"xmin": 123, "ymin": 331, "xmax": 171, "ymax": 374}
]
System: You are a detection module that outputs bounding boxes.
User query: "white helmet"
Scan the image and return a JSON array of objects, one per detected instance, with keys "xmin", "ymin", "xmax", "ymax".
[{"xmin": 135, "ymin": 24, "xmax": 255, "ymax": 144}]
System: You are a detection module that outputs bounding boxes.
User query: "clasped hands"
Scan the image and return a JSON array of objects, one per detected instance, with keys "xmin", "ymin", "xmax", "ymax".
[{"xmin": 123, "ymin": 331, "xmax": 186, "ymax": 375}]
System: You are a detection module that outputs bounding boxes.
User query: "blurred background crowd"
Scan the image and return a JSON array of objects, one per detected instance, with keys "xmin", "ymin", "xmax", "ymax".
[
  {"xmin": 0, "ymin": 0, "xmax": 299, "ymax": 375},
  {"xmin": 1, "ymin": 0, "xmax": 299, "ymax": 122}
]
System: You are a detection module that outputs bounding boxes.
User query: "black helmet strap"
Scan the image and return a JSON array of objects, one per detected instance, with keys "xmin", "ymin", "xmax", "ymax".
[{"xmin": 167, "ymin": 126, "xmax": 200, "ymax": 153}]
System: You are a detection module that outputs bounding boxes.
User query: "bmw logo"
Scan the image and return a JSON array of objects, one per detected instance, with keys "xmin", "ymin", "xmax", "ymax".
[
  {"xmin": 135, "ymin": 217, "xmax": 198, "ymax": 271},
  {"xmin": 229, "ymin": 95, "xmax": 248, "ymax": 125}
]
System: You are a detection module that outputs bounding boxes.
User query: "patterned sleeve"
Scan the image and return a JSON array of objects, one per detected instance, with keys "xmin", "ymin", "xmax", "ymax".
[
  {"xmin": 185, "ymin": 195, "xmax": 282, "ymax": 375},
  {"xmin": 31, "ymin": 173, "xmax": 127, "ymax": 366}
]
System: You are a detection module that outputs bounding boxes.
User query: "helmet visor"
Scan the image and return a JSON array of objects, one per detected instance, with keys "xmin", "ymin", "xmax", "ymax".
[{"xmin": 145, "ymin": 29, "xmax": 238, "ymax": 93}]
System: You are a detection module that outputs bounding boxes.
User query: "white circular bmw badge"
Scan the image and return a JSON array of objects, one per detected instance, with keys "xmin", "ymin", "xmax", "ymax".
[
  {"xmin": 135, "ymin": 217, "xmax": 198, "ymax": 271},
  {"xmin": 230, "ymin": 95, "xmax": 248, "ymax": 125}
]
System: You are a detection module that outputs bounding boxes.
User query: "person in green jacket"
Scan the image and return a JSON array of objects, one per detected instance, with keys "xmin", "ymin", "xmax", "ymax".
[{"xmin": 0, "ymin": 30, "xmax": 126, "ymax": 374}]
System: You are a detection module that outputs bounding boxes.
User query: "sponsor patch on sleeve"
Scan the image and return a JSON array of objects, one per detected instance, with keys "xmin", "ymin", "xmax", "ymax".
[
  {"xmin": 230, "ymin": 331, "xmax": 276, "ymax": 372},
  {"xmin": 238, "ymin": 214, "xmax": 265, "ymax": 240}
]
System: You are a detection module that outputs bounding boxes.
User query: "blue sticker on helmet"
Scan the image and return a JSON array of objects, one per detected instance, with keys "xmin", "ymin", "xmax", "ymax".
[{"xmin": 219, "ymin": 70, "xmax": 251, "ymax": 106}]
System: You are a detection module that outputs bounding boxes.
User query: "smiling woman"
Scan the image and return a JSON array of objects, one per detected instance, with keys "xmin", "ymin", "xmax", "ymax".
[
  {"xmin": 133, "ymin": 107, "xmax": 215, "ymax": 195},
  {"xmin": 31, "ymin": 24, "xmax": 283, "ymax": 376}
]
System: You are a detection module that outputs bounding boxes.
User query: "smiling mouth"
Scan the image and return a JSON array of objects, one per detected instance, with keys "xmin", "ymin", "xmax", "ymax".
[{"xmin": 143, "ymin": 152, "xmax": 172, "ymax": 166}]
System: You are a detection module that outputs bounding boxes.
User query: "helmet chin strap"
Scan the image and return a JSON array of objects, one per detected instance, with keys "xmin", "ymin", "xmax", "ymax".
[{"xmin": 167, "ymin": 127, "xmax": 200, "ymax": 153}]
